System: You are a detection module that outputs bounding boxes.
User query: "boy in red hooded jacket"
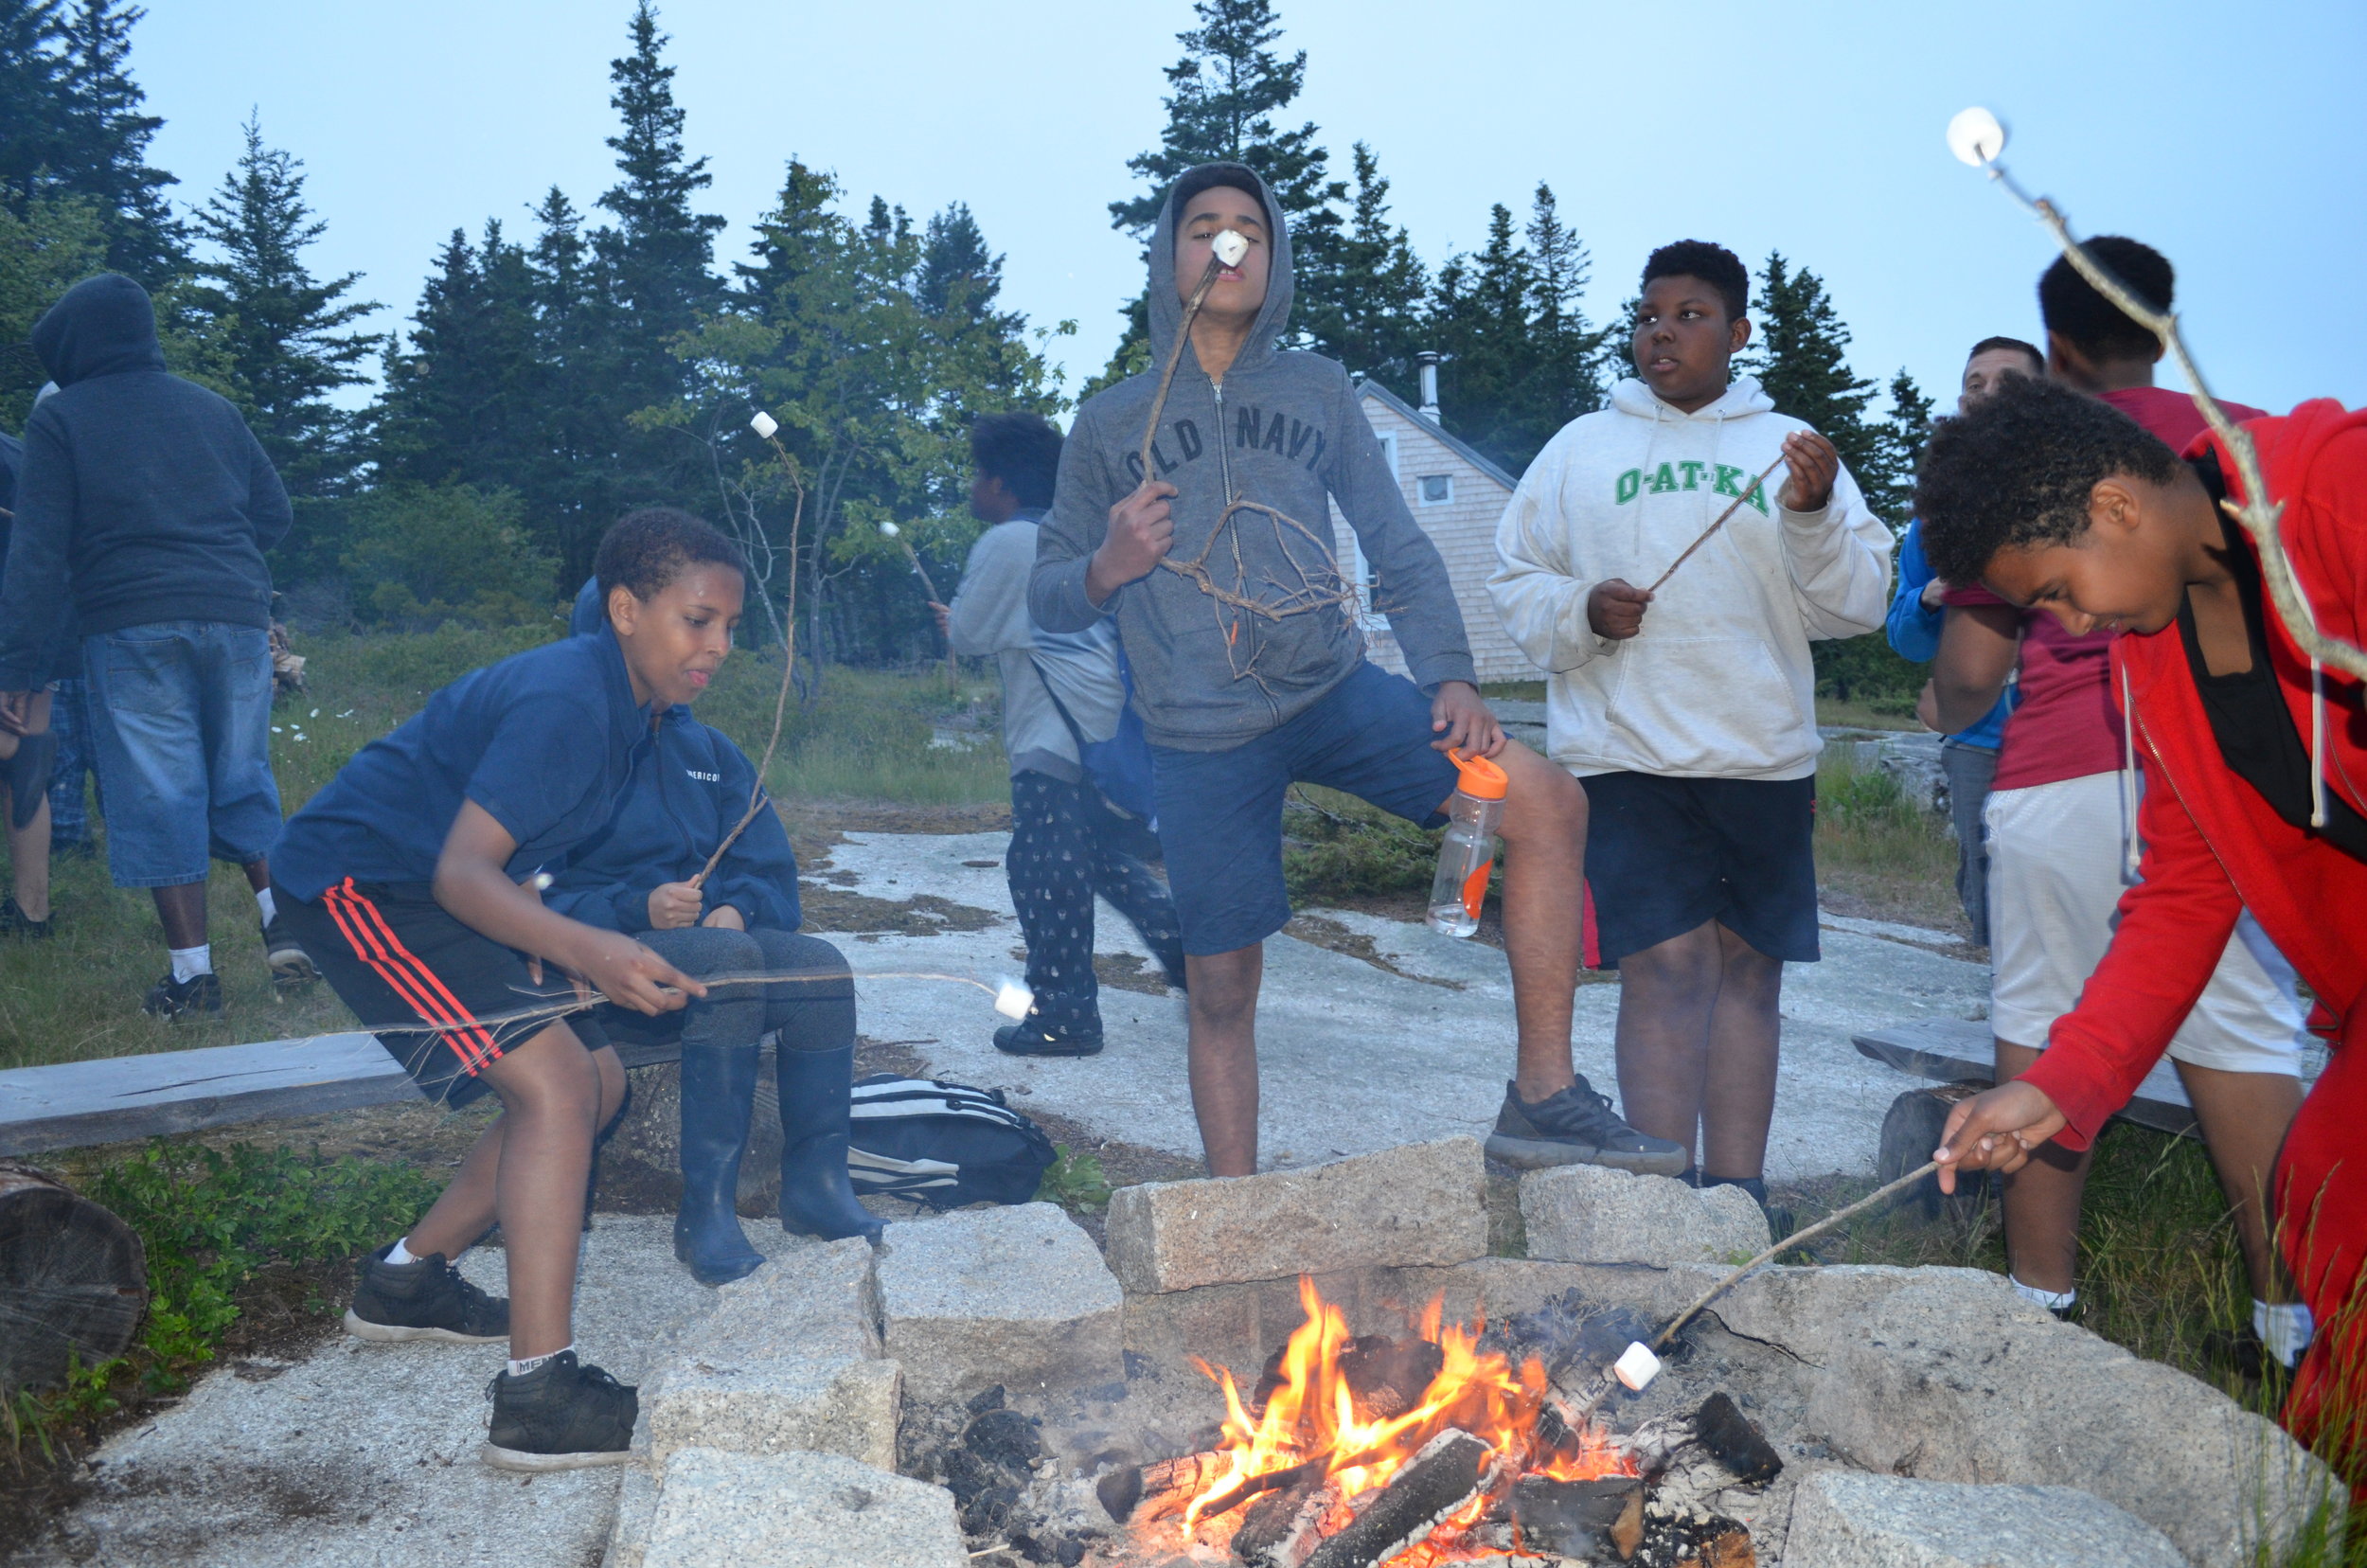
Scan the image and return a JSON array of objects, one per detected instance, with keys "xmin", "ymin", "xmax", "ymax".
[{"xmin": 1919, "ymin": 375, "xmax": 2367, "ymax": 1479}]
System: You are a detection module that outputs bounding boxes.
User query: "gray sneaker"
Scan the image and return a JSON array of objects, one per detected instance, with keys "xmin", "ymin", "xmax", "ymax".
[{"xmin": 1485, "ymin": 1077, "xmax": 1688, "ymax": 1175}]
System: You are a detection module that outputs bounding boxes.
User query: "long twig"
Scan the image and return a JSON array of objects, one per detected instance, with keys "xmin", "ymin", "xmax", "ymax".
[
  {"xmin": 1977, "ymin": 161, "xmax": 2367, "ymax": 691},
  {"xmin": 1560, "ymin": 1160, "xmax": 1943, "ymax": 1423},
  {"xmin": 1644, "ymin": 454, "xmax": 1787, "ymax": 594},
  {"xmin": 692, "ymin": 427, "xmax": 806, "ymax": 888}
]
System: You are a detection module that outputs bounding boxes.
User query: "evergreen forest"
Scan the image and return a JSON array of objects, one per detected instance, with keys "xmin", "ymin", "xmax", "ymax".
[{"xmin": 2, "ymin": 0, "xmax": 1930, "ymax": 686}]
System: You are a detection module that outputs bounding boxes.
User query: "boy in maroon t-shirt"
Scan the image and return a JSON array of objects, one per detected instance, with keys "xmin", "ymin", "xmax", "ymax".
[{"xmin": 1929, "ymin": 238, "xmax": 2310, "ymax": 1379}]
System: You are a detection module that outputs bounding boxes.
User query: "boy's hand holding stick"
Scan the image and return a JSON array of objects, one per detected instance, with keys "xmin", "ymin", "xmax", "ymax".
[{"xmin": 881, "ymin": 522, "xmax": 958, "ymax": 690}]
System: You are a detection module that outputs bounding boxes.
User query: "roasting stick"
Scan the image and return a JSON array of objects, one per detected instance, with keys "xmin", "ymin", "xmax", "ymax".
[
  {"xmin": 1643, "ymin": 453, "xmax": 1788, "ymax": 595},
  {"xmin": 1560, "ymin": 1159, "xmax": 1944, "ymax": 1424},
  {"xmin": 691, "ymin": 412, "xmax": 806, "ymax": 889}
]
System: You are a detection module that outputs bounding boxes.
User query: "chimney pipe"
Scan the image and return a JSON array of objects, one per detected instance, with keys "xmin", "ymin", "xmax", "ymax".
[{"xmin": 1416, "ymin": 350, "xmax": 1441, "ymax": 420}]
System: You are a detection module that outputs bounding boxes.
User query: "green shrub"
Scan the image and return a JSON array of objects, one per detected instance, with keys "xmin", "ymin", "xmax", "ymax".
[
  {"xmin": 1282, "ymin": 786, "xmax": 1441, "ymax": 903},
  {"xmin": 88, "ymin": 1143, "xmax": 442, "ymax": 1380},
  {"xmin": 341, "ymin": 482, "xmax": 559, "ymax": 629}
]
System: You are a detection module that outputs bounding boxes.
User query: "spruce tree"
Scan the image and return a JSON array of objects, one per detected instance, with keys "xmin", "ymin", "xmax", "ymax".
[
  {"xmin": 1096, "ymin": 0, "xmax": 1344, "ymax": 387},
  {"xmin": 527, "ymin": 186, "xmax": 618, "ymax": 576},
  {"xmin": 596, "ymin": 0, "xmax": 722, "ymax": 343},
  {"xmin": 1427, "ymin": 202, "xmax": 1535, "ymax": 472},
  {"xmin": 187, "ymin": 115, "xmax": 379, "ymax": 496},
  {"xmin": 1292, "ymin": 141, "xmax": 1426, "ymax": 393},
  {"xmin": 54, "ymin": 0, "xmax": 178, "ymax": 284},
  {"xmin": 916, "ymin": 202, "xmax": 1000, "ymax": 319},
  {"xmin": 1748, "ymin": 253, "xmax": 1880, "ymax": 475},
  {"xmin": 375, "ymin": 222, "xmax": 543, "ymax": 497},
  {"xmin": 0, "ymin": 0, "xmax": 68, "ymax": 217}
]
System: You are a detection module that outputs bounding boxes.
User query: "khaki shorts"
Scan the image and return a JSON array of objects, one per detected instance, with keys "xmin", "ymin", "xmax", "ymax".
[{"xmin": 1984, "ymin": 771, "xmax": 2304, "ymax": 1095}]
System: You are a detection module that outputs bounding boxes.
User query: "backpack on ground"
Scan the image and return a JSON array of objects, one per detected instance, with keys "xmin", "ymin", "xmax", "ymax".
[{"xmin": 844, "ymin": 1074, "xmax": 1058, "ymax": 1208}]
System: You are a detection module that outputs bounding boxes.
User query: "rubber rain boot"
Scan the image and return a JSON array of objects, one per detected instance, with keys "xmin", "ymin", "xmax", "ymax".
[
  {"xmin": 674, "ymin": 1045, "xmax": 766, "ymax": 1285},
  {"xmin": 776, "ymin": 1042, "xmax": 884, "ymax": 1243}
]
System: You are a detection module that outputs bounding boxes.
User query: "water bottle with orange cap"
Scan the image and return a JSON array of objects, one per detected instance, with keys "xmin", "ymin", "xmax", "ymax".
[{"xmin": 1426, "ymin": 750, "xmax": 1507, "ymax": 938}]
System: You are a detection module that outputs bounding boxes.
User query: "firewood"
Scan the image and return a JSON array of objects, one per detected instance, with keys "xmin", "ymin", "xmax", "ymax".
[
  {"xmin": 1507, "ymin": 1474, "xmax": 1643, "ymax": 1559},
  {"xmin": 1701, "ymin": 1525, "xmax": 1754, "ymax": 1568},
  {"xmin": 1096, "ymin": 1451, "xmax": 1223, "ymax": 1523},
  {"xmin": 1338, "ymin": 1335, "xmax": 1443, "ymax": 1419},
  {"xmin": 0, "ymin": 1161, "xmax": 146, "ymax": 1395},
  {"xmin": 1691, "ymin": 1394, "xmax": 1781, "ymax": 1486},
  {"xmin": 1302, "ymin": 1430, "xmax": 1500, "ymax": 1568},
  {"xmin": 1232, "ymin": 1480, "xmax": 1339, "ymax": 1568}
]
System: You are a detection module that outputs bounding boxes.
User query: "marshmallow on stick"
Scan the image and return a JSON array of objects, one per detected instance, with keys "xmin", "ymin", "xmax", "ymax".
[{"xmin": 1212, "ymin": 229, "xmax": 1250, "ymax": 268}]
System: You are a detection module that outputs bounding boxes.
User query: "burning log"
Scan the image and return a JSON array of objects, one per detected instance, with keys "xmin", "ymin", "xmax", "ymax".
[
  {"xmin": 1507, "ymin": 1474, "xmax": 1644, "ymax": 1560},
  {"xmin": 1231, "ymin": 1480, "xmax": 1340, "ymax": 1568},
  {"xmin": 1095, "ymin": 1451, "xmax": 1225, "ymax": 1523},
  {"xmin": 1301, "ymin": 1430, "xmax": 1500, "ymax": 1568}
]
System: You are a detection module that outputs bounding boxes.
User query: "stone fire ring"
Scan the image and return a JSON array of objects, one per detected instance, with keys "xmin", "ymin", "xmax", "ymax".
[{"xmin": 601, "ymin": 1138, "xmax": 2339, "ymax": 1568}]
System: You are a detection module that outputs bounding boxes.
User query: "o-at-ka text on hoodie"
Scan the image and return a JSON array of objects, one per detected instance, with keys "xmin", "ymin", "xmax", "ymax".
[
  {"xmin": 1030, "ymin": 163, "xmax": 1475, "ymax": 751},
  {"xmin": 1488, "ymin": 376, "xmax": 1892, "ymax": 780}
]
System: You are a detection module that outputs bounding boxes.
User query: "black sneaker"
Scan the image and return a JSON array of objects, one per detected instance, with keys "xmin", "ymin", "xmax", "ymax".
[
  {"xmin": 482, "ymin": 1351, "xmax": 638, "ymax": 1471},
  {"xmin": 994, "ymin": 1021, "xmax": 1104, "ymax": 1058},
  {"xmin": 262, "ymin": 913, "xmax": 317, "ymax": 992},
  {"xmin": 345, "ymin": 1243, "xmax": 508, "ymax": 1344},
  {"xmin": 142, "ymin": 970, "xmax": 222, "ymax": 1021},
  {"xmin": 1485, "ymin": 1077, "xmax": 1689, "ymax": 1175},
  {"xmin": 0, "ymin": 896, "xmax": 53, "ymax": 941}
]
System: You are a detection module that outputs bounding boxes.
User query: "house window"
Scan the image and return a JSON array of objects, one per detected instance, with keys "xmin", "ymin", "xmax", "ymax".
[
  {"xmin": 1418, "ymin": 473, "xmax": 1453, "ymax": 506},
  {"xmin": 1377, "ymin": 430, "xmax": 1399, "ymax": 479}
]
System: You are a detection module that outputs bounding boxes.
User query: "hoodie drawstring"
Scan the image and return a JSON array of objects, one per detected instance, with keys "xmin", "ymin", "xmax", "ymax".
[
  {"xmin": 2310, "ymin": 657, "xmax": 2329, "ymax": 829},
  {"xmin": 2120, "ymin": 662, "xmax": 2144, "ymax": 884}
]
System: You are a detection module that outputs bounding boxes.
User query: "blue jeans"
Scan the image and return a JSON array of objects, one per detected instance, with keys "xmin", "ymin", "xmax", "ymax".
[
  {"xmin": 81, "ymin": 621, "xmax": 283, "ymax": 888},
  {"xmin": 46, "ymin": 676, "xmax": 101, "ymax": 850}
]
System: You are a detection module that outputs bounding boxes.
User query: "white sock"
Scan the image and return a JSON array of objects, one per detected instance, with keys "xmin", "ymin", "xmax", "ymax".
[
  {"xmin": 2011, "ymin": 1276, "xmax": 2077, "ymax": 1313},
  {"xmin": 507, "ymin": 1345, "xmax": 573, "ymax": 1378},
  {"xmin": 2254, "ymin": 1299, "xmax": 2316, "ymax": 1368},
  {"xmin": 255, "ymin": 886, "xmax": 277, "ymax": 925},
  {"xmin": 169, "ymin": 944, "xmax": 212, "ymax": 984},
  {"xmin": 383, "ymin": 1237, "xmax": 418, "ymax": 1267}
]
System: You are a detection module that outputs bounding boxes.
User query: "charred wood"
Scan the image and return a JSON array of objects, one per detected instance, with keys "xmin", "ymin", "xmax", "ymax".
[
  {"xmin": 1302, "ymin": 1430, "xmax": 1499, "ymax": 1568},
  {"xmin": 1232, "ymin": 1481, "xmax": 1339, "ymax": 1568},
  {"xmin": 1096, "ymin": 1451, "xmax": 1223, "ymax": 1523}
]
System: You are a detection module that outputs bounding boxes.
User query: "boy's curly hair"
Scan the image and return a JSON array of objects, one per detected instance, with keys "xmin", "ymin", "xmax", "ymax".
[
  {"xmin": 1642, "ymin": 240, "xmax": 1749, "ymax": 322},
  {"xmin": 970, "ymin": 412, "xmax": 1063, "ymax": 510},
  {"xmin": 594, "ymin": 507, "xmax": 747, "ymax": 605},
  {"xmin": 1916, "ymin": 375, "xmax": 2180, "ymax": 584},
  {"xmin": 2038, "ymin": 236, "xmax": 2172, "ymax": 364}
]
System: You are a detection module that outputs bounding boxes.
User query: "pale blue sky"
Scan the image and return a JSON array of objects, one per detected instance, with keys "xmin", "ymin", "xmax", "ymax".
[{"xmin": 133, "ymin": 0, "xmax": 2366, "ymax": 425}]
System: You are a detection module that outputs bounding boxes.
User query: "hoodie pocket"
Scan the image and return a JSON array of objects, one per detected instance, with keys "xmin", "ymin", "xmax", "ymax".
[{"xmin": 1603, "ymin": 636, "xmax": 1806, "ymax": 774}]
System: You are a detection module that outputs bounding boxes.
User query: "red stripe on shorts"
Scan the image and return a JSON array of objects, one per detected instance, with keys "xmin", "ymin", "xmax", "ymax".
[{"xmin": 323, "ymin": 880, "xmax": 503, "ymax": 1074}]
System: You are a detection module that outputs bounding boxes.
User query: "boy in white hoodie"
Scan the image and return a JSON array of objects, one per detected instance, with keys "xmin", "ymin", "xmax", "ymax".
[{"xmin": 1489, "ymin": 241, "xmax": 1892, "ymax": 1206}]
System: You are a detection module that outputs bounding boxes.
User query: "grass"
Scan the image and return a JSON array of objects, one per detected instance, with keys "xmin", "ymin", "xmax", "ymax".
[
  {"xmin": 5, "ymin": 1141, "xmax": 437, "ymax": 1464},
  {"xmin": 1811, "ymin": 745, "xmax": 1967, "ymax": 935}
]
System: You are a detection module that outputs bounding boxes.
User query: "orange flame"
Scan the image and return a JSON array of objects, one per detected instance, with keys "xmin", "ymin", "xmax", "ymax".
[{"xmin": 1164, "ymin": 1277, "xmax": 1636, "ymax": 1560}]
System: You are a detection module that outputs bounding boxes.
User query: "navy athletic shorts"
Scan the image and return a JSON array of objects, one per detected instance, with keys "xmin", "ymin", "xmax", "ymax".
[
  {"xmin": 276, "ymin": 879, "xmax": 611, "ymax": 1109},
  {"xmin": 1151, "ymin": 661, "xmax": 1460, "ymax": 956},
  {"xmin": 1579, "ymin": 772, "xmax": 1819, "ymax": 966}
]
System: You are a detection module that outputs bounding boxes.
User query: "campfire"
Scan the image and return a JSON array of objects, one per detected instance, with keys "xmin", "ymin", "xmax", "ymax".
[{"xmin": 1093, "ymin": 1279, "xmax": 1770, "ymax": 1568}]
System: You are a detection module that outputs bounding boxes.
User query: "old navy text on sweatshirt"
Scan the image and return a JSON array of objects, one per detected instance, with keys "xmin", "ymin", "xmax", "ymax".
[{"xmin": 1487, "ymin": 376, "xmax": 1893, "ymax": 780}]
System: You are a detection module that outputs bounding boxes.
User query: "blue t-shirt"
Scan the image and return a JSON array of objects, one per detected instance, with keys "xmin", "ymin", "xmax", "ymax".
[
  {"xmin": 1886, "ymin": 518, "xmax": 2013, "ymax": 751},
  {"xmin": 273, "ymin": 627, "xmax": 656, "ymax": 900}
]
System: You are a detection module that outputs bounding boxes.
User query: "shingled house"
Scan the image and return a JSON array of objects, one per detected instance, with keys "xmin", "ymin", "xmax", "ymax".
[{"xmin": 1328, "ymin": 353, "xmax": 1536, "ymax": 684}]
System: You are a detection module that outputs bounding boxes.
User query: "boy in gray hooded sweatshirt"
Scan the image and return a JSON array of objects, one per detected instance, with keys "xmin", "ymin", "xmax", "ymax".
[{"xmin": 1033, "ymin": 164, "xmax": 1682, "ymax": 1179}]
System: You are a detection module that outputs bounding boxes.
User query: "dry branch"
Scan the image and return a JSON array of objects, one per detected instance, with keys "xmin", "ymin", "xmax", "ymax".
[{"xmin": 1645, "ymin": 454, "xmax": 1787, "ymax": 594}]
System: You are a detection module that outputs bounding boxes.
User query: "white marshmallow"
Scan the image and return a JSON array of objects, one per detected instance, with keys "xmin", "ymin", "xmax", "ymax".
[
  {"xmin": 993, "ymin": 981, "xmax": 1034, "ymax": 1021},
  {"xmin": 879, "ymin": 521, "xmax": 900, "ymax": 538},
  {"xmin": 1947, "ymin": 107, "xmax": 2007, "ymax": 167},
  {"xmin": 749, "ymin": 410, "xmax": 779, "ymax": 438},
  {"xmin": 1212, "ymin": 230, "xmax": 1250, "ymax": 267},
  {"xmin": 1612, "ymin": 1341, "xmax": 1662, "ymax": 1392}
]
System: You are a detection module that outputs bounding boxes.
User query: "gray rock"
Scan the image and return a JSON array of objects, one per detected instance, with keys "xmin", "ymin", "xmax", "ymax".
[
  {"xmin": 1805, "ymin": 1275, "xmax": 2337, "ymax": 1567},
  {"xmin": 1783, "ymin": 1471, "xmax": 2183, "ymax": 1567},
  {"xmin": 644, "ymin": 1236, "xmax": 900, "ymax": 1470},
  {"xmin": 876, "ymin": 1203, "xmax": 1123, "ymax": 1401},
  {"xmin": 639, "ymin": 1449, "xmax": 966, "ymax": 1568},
  {"xmin": 1520, "ymin": 1164, "xmax": 1769, "ymax": 1267},
  {"xmin": 1103, "ymin": 1137, "xmax": 1487, "ymax": 1292}
]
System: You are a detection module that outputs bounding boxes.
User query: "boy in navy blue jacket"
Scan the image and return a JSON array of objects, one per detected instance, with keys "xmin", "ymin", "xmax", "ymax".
[
  {"xmin": 270, "ymin": 508, "xmax": 733, "ymax": 1470},
  {"xmin": 550, "ymin": 578, "xmax": 879, "ymax": 1285}
]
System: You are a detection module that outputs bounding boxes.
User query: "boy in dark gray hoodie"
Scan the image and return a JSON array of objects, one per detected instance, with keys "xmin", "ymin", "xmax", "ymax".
[
  {"xmin": 1032, "ymin": 164, "xmax": 1680, "ymax": 1178},
  {"xmin": 0, "ymin": 274, "xmax": 307, "ymax": 1016}
]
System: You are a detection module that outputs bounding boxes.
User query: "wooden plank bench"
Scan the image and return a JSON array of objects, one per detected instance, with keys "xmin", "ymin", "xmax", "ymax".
[
  {"xmin": 1851, "ymin": 1016, "xmax": 2201, "ymax": 1139},
  {"xmin": 0, "ymin": 1034, "xmax": 686, "ymax": 1158}
]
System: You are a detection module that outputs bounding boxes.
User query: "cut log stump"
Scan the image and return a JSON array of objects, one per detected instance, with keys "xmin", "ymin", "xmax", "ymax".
[{"xmin": 0, "ymin": 1160, "xmax": 148, "ymax": 1394}]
